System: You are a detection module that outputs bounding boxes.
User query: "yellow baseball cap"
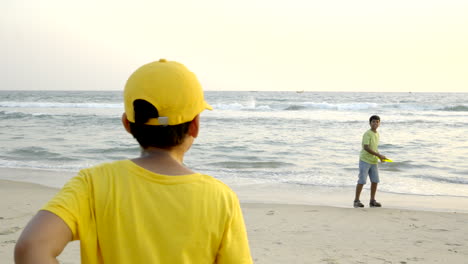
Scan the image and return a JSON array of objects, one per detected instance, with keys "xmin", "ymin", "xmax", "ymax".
[{"xmin": 124, "ymin": 59, "xmax": 212, "ymax": 126}]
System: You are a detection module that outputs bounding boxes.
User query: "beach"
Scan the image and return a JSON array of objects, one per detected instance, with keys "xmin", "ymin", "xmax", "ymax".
[{"xmin": 1, "ymin": 168, "xmax": 468, "ymax": 264}]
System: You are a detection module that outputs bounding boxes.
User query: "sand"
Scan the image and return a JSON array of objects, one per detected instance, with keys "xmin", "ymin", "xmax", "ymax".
[{"xmin": 1, "ymin": 168, "xmax": 468, "ymax": 264}]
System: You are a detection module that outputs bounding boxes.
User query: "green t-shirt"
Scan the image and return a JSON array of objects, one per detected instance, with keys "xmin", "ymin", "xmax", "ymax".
[
  {"xmin": 360, "ymin": 129, "xmax": 380, "ymax": 164},
  {"xmin": 42, "ymin": 160, "xmax": 252, "ymax": 264}
]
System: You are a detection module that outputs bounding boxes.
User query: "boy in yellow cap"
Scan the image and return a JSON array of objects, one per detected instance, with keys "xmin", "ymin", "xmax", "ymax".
[{"xmin": 15, "ymin": 59, "xmax": 253, "ymax": 264}]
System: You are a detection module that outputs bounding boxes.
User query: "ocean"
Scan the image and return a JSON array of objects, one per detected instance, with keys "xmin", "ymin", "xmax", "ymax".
[{"xmin": 1, "ymin": 90, "xmax": 467, "ymax": 200}]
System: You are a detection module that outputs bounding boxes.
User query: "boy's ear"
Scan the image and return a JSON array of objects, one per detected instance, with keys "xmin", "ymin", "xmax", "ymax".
[
  {"xmin": 188, "ymin": 115, "xmax": 200, "ymax": 138},
  {"xmin": 121, "ymin": 113, "xmax": 132, "ymax": 134}
]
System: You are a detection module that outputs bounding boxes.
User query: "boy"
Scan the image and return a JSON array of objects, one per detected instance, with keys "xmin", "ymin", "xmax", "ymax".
[
  {"xmin": 353, "ymin": 115, "xmax": 387, "ymax": 208},
  {"xmin": 15, "ymin": 59, "xmax": 253, "ymax": 263}
]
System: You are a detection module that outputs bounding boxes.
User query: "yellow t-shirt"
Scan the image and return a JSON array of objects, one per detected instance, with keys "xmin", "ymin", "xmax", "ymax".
[
  {"xmin": 359, "ymin": 129, "xmax": 380, "ymax": 164},
  {"xmin": 42, "ymin": 160, "xmax": 252, "ymax": 264}
]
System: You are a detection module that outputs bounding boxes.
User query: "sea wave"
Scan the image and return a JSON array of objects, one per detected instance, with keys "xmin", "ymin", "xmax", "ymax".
[
  {"xmin": 409, "ymin": 175, "xmax": 468, "ymax": 185},
  {"xmin": 5, "ymin": 147, "xmax": 76, "ymax": 161},
  {"xmin": 0, "ymin": 111, "xmax": 30, "ymax": 119},
  {"xmin": 4, "ymin": 100, "xmax": 466, "ymax": 113},
  {"xmin": 212, "ymin": 101, "xmax": 379, "ymax": 111},
  {"xmin": 0, "ymin": 101, "xmax": 122, "ymax": 109},
  {"xmin": 207, "ymin": 161, "xmax": 294, "ymax": 169},
  {"xmin": 439, "ymin": 105, "xmax": 468, "ymax": 112},
  {"xmin": 0, "ymin": 110, "xmax": 81, "ymax": 119},
  {"xmin": 211, "ymin": 101, "xmax": 458, "ymax": 111},
  {"xmin": 378, "ymin": 161, "xmax": 431, "ymax": 172},
  {"xmin": 385, "ymin": 104, "xmax": 468, "ymax": 112},
  {"xmin": 300, "ymin": 102, "xmax": 379, "ymax": 110},
  {"xmin": 0, "ymin": 110, "xmax": 120, "ymax": 125},
  {"xmin": 82, "ymin": 146, "xmax": 140, "ymax": 155},
  {"xmin": 0, "ymin": 159, "xmax": 86, "ymax": 172},
  {"xmin": 285, "ymin": 105, "xmax": 307, "ymax": 110},
  {"xmin": 285, "ymin": 101, "xmax": 464, "ymax": 111},
  {"xmin": 212, "ymin": 102, "xmax": 272, "ymax": 111}
]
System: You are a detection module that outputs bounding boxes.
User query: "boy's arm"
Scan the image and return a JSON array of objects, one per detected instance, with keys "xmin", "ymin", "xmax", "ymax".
[
  {"xmin": 215, "ymin": 198, "xmax": 252, "ymax": 264},
  {"xmin": 363, "ymin": 144, "xmax": 386, "ymax": 161},
  {"xmin": 15, "ymin": 210, "xmax": 72, "ymax": 264}
]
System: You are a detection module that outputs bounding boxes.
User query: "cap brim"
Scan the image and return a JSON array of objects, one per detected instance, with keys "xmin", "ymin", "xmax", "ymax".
[{"xmin": 204, "ymin": 101, "xmax": 213, "ymax": 111}]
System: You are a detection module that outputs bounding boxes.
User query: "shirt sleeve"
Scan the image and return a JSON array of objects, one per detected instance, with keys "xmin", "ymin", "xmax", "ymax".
[
  {"xmin": 41, "ymin": 171, "xmax": 91, "ymax": 240},
  {"xmin": 215, "ymin": 195, "xmax": 253, "ymax": 264}
]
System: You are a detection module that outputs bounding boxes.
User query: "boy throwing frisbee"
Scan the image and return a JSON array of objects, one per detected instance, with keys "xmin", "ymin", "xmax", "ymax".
[{"xmin": 354, "ymin": 115, "xmax": 387, "ymax": 208}]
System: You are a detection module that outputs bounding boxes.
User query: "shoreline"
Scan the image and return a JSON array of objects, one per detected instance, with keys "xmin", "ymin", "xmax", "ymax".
[
  {"xmin": 1, "ymin": 176, "xmax": 468, "ymax": 263},
  {"xmin": 2, "ymin": 167, "xmax": 467, "ymax": 214},
  {"xmin": 229, "ymin": 181, "xmax": 468, "ymax": 214}
]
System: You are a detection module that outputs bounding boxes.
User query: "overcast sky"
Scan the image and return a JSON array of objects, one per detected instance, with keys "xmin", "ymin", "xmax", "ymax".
[{"xmin": 1, "ymin": 0, "xmax": 467, "ymax": 92}]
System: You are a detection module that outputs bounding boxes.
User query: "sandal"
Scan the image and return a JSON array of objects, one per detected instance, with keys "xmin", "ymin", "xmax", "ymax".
[{"xmin": 369, "ymin": 200, "xmax": 382, "ymax": 207}]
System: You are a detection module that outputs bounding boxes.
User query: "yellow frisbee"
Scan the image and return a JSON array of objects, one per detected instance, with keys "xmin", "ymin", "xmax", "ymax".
[{"xmin": 382, "ymin": 158, "xmax": 393, "ymax": 162}]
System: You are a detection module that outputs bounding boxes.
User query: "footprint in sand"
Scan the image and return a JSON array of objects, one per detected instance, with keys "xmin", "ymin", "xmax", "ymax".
[
  {"xmin": 0, "ymin": 226, "xmax": 21, "ymax": 235},
  {"xmin": 406, "ymin": 257, "xmax": 424, "ymax": 261},
  {"xmin": 320, "ymin": 258, "xmax": 339, "ymax": 264},
  {"xmin": 445, "ymin": 243, "xmax": 462, "ymax": 246},
  {"xmin": 429, "ymin": 228, "xmax": 449, "ymax": 232},
  {"xmin": 266, "ymin": 210, "xmax": 275, "ymax": 216}
]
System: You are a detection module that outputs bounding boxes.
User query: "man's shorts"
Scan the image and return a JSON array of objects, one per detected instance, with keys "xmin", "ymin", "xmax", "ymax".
[{"xmin": 358, "ymin": 160, "xmax": 379, "ymax": 184}]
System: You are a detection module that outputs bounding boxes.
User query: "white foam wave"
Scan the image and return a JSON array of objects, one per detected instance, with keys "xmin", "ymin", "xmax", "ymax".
[
  {"xmin": 0, "ymin": 101, "xmax": 122, "ymax": 109},
  {"xmin": 2, "ymin": 100, "xmax": 463, "ymax": 114},
  {"xmin": 212, "ymin": 102, "xmax": 272, "ymax": 111},
  {"xmin": 212, "ymin": 101, "xmax": 379, "ymax": 111},
  {"xmin": 301, "ymin": 102, "xmax": 379, "ymax": 110},
  {"xmin": 32, "ymin": 112, "xmax": 53, "ymax": 116},
  {"xmin": 0, "ymin": 159, "xmax": 86, "ymax": 172},
  {"xmin": 1, "ymin": 110, "xmax": 99, "ymax": 118}
]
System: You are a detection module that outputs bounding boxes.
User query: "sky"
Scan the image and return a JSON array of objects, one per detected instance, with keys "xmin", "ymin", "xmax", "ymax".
[{"xmin": 1, "ymin": 0, "xmax": 467, "ymax": 92}]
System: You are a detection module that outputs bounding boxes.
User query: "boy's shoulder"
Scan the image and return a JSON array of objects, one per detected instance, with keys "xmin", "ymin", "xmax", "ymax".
[
  {"xmin": 78, "ymin": 160, "xmax": 235, "ymax": 193},
  {"xmin": 363, "ymin": 129, "xmax": 372, "ymax": 136},
  {"xmin": 363, "ymin": 129, "xmax": 379, "ymax": 135},
  {"xmin": 197, "ymin": 174, "xmax": 238, "ymax": 194},
  {"xmin": 78, "ymin": 160, "xmax": 127, "ymax": 174}
]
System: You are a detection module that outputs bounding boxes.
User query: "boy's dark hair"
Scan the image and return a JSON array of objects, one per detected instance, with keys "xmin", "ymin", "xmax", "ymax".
[
  {"xmin": 129, "ymin": 100, "xmax": 191, "ymax": 148},
  {"xmin": 369, "ymin": 115, "xmax": 380, "ymax": 123}
]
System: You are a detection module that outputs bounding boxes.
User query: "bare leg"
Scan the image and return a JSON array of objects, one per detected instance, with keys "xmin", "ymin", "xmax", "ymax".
[
  {"xmin": 355, "ymin": 184, "xmax": 364, "ymax": 201},
  {"xmin": 370, "ymin": 182, "xmax": 378, "ymax": 201}
]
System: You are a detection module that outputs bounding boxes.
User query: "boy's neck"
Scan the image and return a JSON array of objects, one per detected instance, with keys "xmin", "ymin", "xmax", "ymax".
[
  {"xmin": 132, "ymin": 146, "xmax": 195, "ymax": 176},
  {"xmin": 141, "ymin": 147, "xmax": 184, "ymax": 163}
]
